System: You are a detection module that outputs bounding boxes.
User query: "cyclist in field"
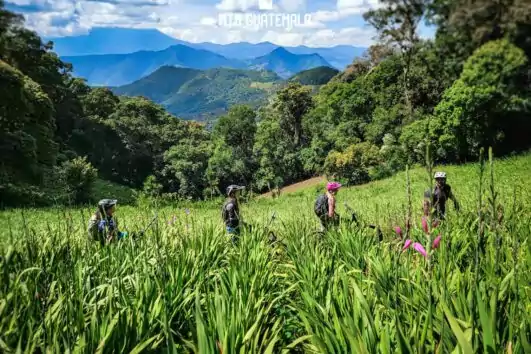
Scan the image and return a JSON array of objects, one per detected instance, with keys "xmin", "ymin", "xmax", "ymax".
[
  {"xmin": 88, "ymin": 199, "xmax": 124, "ymax": 245},
  {"xmin": 222, "ymin": 185, "xmax": 245, "ymax": 241},
  {"xmin": 424, "ymin": 172, "xmax": 460, "ymax": 220},
  {"xmin": 314, "ymin": 182, "xmax": 342, "ymax": 231}
]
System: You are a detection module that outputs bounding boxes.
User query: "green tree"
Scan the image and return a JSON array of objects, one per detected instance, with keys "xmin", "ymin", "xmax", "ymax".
[
  {"xmin": 253, "ymin": 108, "xmax": 303, "ymax": 191},
  {"xmin": 60, "ymin": 156, "xmax": 98, "ymax": 204},
  {"xmin": 0, "ymin": 60, "xmax": 57, "ymax": 200},
  {"xmin": 273, "ymin": 82, "xmax": 314, "ymax": 147},
  {"xmin": 364, "ymin": 0, "xmax": 429, "ymax": 120},
  {"xmin": 324, "ymin": 142, "xmax": 381, "ymax": 185},
  {"xmin": 163, "ymin": 139, "xmax": 211, "ymax": 199},
  {"xmin": 207, "ymin": 105, "xmax": 257, "ymax": 193},
  {"xmin": 435, "ymin": 39, "xmax": 530, "ymax": 160}
]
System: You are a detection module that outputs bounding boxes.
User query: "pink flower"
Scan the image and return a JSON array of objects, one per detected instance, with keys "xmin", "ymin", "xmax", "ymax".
[
  {"xmin": 402, "ymin": 239, "xmax": 412, "ymax": 252},
  {"xmin": 433, "ymin": 235, "xmax": 441, "ymax": 249},
  {"xmin": 413, "ymin": 242, "xmax": 428, "ymax": 258},
  {"xmin": 394, "ymin": 226, "xmax": 403, "ymax": 238},
  {"xmin": 421, "ymin": 217, "xmax": 429, "ymax": 234}
]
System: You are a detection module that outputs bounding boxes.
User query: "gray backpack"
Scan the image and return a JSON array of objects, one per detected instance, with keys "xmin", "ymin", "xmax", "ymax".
[{"xmin": 314, "ymin": 194, "xmax": 329, "ymax": 218}]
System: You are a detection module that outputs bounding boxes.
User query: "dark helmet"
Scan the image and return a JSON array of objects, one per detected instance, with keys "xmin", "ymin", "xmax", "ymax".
[
  {"xmin": 226, "ymin": 185, "xmax": 245, "ymax": 196},
  {"xmin": 98, "ymin": 199, "xmax": 118, "ymax": 211}
]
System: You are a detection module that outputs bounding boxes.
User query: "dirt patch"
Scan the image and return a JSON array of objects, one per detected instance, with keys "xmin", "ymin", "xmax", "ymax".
[{"xmin": 260, "ymin": 176, "xmax": 325, "ymax": 198}]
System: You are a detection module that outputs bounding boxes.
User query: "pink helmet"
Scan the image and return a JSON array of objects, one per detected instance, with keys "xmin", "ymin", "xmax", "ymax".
[{"xmin": 327, "ymin": 182, "xmax": 342, "ymax": 192}]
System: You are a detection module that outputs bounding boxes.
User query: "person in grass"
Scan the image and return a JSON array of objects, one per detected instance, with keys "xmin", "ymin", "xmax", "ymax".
[
  {"xmin": 88, "ymin": 199, "xmax": 129, "ymax": 245},
  {"xmin": 222, "ymin": 185, "xmax": 245, "ymax": 240},
  {"xmin": 424, "ymin": 172, "xmax": 460, "ymax": 220},
  {"xmin": 314, "ymin": 182, "xmax": 342, "ymax": 231}
]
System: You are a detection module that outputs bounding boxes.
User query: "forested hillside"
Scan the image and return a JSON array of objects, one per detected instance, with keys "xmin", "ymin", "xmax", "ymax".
[
  {"xmin": 1, "ymin": 0, "xmax": 530, "ymax": 208},
  {"xmin": 112, "ymin": 67, "xmax": 282, "ymax": 120},
  {"xmin": 289, "ymin": 66, "xmax": 340, "ymax": 85}
]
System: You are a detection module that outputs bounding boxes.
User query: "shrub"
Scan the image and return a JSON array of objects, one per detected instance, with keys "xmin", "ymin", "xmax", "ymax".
[
  {"xmin": 60, "ymin": 157, "xmax": 98, "ymax": 205},
  {"xmin": 324, "ymin": 142, "xmax": 381, "ymax": 185}
]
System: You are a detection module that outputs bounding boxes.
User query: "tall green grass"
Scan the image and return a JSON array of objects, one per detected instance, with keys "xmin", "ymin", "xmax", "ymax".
[{"xmin": 0, "ymin": 154, "xmax": 530, "ymax": 353}]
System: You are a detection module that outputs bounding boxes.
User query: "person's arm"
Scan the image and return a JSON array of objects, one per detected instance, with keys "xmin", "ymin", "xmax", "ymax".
[{"xmin": 328, "ymin": 196, "xmax": 335, "ymax": 218}]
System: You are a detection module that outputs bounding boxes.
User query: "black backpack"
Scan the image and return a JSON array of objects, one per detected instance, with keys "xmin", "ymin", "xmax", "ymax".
[{"xmin": 314, "ymin": 194, "xmax": 329, "ymax": 218}]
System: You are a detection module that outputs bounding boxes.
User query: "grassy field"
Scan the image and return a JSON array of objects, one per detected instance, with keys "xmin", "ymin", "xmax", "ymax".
[{"xmin": 0, "ymin": 153, "xmax": 530, "ymax": 353}]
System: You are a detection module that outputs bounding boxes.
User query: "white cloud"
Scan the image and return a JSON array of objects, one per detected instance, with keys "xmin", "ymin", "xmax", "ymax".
[
  {"xmin": 13, "ymin": 0, "xmax": 378, "ymax": 47},
  {"xmin": 199, "ymin": 17, "xmax": 218, "ymax": 26},
  {"xmin": 337, "ymin": 0, "xmax": 380, "ymax": 12},
  {"xmin": 216, "ymin": 0, "xmax": 259, "ymax": 12},
  {"xmin": 304, "ymin": 27, "xmax": 376, "ymax": 47},
  {"xmin": 215, "ymin": 0, "xmax": 306, "ymax": 12}
]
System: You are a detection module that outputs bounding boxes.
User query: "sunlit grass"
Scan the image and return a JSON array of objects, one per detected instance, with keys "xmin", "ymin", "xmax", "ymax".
[{"xmin": 0, "ymin": 153, "xmax": 530, "ymax": 352}]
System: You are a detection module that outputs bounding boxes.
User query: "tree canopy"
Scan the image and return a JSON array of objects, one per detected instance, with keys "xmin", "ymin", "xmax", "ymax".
[{"xmin": 1, "ymin": 0, "xmax": 530, "ymax": 206}]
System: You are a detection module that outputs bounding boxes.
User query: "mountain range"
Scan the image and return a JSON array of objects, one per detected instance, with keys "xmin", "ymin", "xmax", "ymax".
[
  {"xmin": 246, "ymin": 48, "xmax": 330, "ymax": 79},
  {"xmin": 110, "ymin": 65, "xmax": 339, "ymax": 120},
  {"xmin": 64, "ymin": 45, "xmax": 332, "ymax": 86},
  {"xmin": 49, "ymin": 27, "xmax": 366, "ymax": 67},
  {"xmin": 50, "ymin": 27, "xmax": 366, "ymax": 85}
]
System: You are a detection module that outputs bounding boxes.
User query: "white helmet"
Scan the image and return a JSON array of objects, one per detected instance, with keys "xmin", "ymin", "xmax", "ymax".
[{"xmin": 434, "ymin": 172, "xmax": 447, "ymax": 179}]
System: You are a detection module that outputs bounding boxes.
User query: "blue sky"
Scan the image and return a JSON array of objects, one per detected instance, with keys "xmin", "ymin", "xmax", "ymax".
[{"xmin": 6, "ymin": 0, "xmax": 435, "ymax": 47}]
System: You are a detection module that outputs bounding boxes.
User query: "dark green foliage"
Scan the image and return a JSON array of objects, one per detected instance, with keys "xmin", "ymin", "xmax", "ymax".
[
  {"xmin": 163, "ymin": 139, "xmax": 211, "ymax": 199},
  {"xmin": 142, "ymin": 175, "xmax": 163, "ymax": 198},
  {"xmin": 1, "ymin": 0, "xmax": 530, "ymax": 205},
  {"xmin": 207, "ymin": 106, "xmax": 257, "ymax": 193},
  {"xmin": 0, "ymin": 60, "xmax": 58, "ymax": 205},
  {"xmin": 288, "ymin": 66, "xmax": 339, "ymax": 86},
  {"xmin": 60, "ymin": 156, "xmax": 98, "ymax": 204},
  {"xmin": 434, "ymin": 39, "xmax": 530, "ymax": 161}
]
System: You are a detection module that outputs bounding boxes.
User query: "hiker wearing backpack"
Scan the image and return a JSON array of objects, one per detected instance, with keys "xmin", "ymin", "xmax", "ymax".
[
  {"xmin": 424, "ymin": 172, "xmax": 460, "ymax": 220},
  {"xmin": 314, "ymin": 182, "xmax": 342, "ymax": 231},
  {"xmin": 222, "ymin": 185, "xmax": 245, "ymax": 240},
  {"xmin": 88, "ymin": 199, "xmax": 133, "ymax": 245}
]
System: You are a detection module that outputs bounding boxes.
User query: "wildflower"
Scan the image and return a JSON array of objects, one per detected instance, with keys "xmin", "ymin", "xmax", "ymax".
[
  {"xmin": 402, "ymin": 239, "xmax": 412, "ymax": 252},
  {"xmin": 433, "ymin": 235, "xmax": 441, "ymax": 249},
  {"xmin": 413, "ymin": 242, "xmax": 427, "ymax": 258},
  {"xmin": 421, "ymin": 217, "xmax": 429, "ymax": 234},
  {"xmin": 185, "ymin": 208, "xmax": 190, "ymax": 215},
  {"xmin": 394, "ymin": 226, "xmax": 403, "ymax": 238}
]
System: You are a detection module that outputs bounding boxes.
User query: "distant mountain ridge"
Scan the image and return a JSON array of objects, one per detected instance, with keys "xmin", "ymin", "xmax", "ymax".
[
  {"xmin": 63, "ymin": 45, "xmax": 247, "ymax": 86},
  {"xmin": 49, "ymin": 27, "xmax": 366, "ymax": 69},
  {"xmin": 247, "ymin": 47, "xmax": 331, "ymax": 79},
  {"xmin": 48, "ymin": 27, "xmax": 189, "ymax": 56},
  {"xmin": 62, "ymin": 44, "xmax": 335, "ymax": 86},
  {"xmin": 112, "ymin": 66, "xmax": 282, "ymax": 120}
]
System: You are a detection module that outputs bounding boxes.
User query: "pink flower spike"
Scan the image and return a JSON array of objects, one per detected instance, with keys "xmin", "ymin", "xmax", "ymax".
[
  {"xmin": 433, "ymin": 235, "xmax": 442, "ymax": 249},
  {"xmin": 402, "ymin": 239, "xmax": 412, "ymax": 252},
  {"xmin": 421, "ymin": 217, "xmax": 429, "ymax": 234},
  {"xmin": 394, "ymin": 226, "xmax": 403, "ymax": 238},
  {"xmin": 413, "ymin": 242, "xmax": 428, "ymax": 258}
]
